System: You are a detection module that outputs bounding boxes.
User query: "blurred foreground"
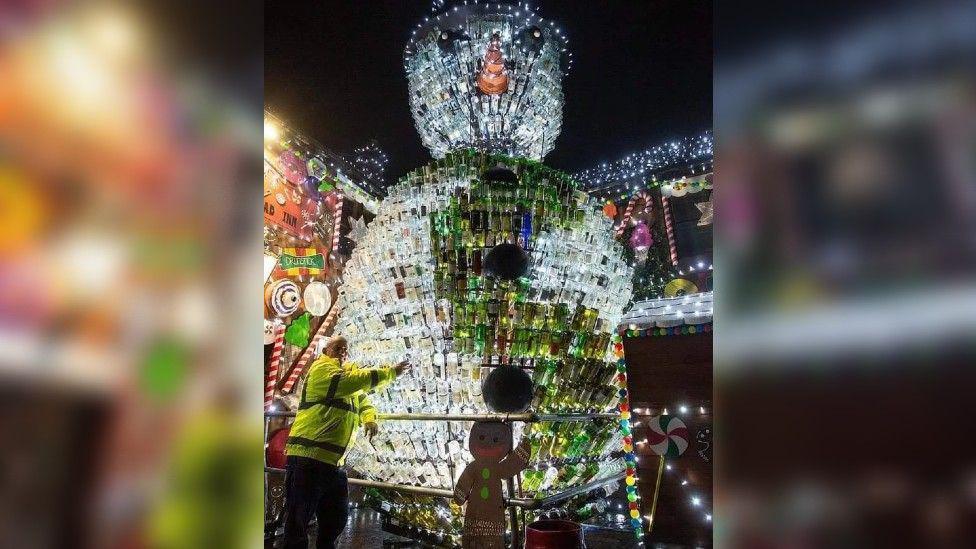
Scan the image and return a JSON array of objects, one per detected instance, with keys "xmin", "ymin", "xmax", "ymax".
[
  {"xmin": 0, "ymin": 2, "xmax": 262, "ymax": 548},
  {"xmin": 715, "ymin": 1, "xmax": 976, "ymax": 547}
]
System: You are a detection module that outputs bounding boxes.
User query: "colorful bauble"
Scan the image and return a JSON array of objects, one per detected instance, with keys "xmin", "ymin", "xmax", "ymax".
[
  {"xmin": 629, "ymin": 220, "xmax": 652, "ymax": 251},
  {"xmin": 279, "ymin": 150, "xmax": 308, "ymax": 184},
  {"xmin": 306, "ymin": 156, "xmax": 328, "ymax": 180},
  {"xmin": 645, "ymin": 415, "xmax": 690, "ymax": 457}
]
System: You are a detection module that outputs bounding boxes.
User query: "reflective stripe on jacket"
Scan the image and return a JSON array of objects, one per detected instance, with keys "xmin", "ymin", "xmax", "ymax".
[{"xmin": 285, "ymin": 356, "xmax": 396, "ymax": 465}]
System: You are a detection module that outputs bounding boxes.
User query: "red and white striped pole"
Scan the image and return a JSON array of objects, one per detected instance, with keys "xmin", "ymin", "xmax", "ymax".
[
  {"xmin": 265, "ymin": 322, "xmax": 286, "ymax": 410},
  {"xmin": 281, "ymin": 304, "xmax": 342, "ymax": 394},
  {"xmin": 661, "ymin": 195, "xmax": 678, "ymax": 266}
]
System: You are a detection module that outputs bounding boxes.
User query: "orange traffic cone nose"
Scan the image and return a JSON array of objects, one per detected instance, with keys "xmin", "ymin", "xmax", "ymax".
[{"xmin": 477, "ymin": 33, "xmax": 510, "ymax": 95}]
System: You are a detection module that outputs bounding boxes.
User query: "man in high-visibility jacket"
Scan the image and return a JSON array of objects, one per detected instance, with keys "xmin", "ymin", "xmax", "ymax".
[{"xmin": 282, "ymin": 336, "xmax": 409, "ymax": 549}]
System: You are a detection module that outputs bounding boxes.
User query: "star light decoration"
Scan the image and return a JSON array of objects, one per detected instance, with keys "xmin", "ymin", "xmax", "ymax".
[
  {"xmin": 346, "ymin": 215, "xmax": 368, "ymax": 245},
  {"xmin": 695, "ymin": 200, "xmax": 713, "ymax": 227},
  {"xmin": 404, "ymin": 1, "xmax": 571, "ymax": 160}
]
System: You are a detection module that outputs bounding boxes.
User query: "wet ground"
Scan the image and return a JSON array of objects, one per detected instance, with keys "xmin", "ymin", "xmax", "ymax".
[{"xmin": 269, "ymin": 507, "xmax": 641, "ymax": 548}]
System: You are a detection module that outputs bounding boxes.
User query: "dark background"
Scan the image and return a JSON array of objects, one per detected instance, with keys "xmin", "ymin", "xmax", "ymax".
[{"xmin": 265, "ymin": 0, "xmax": 712, "ymax": 181}]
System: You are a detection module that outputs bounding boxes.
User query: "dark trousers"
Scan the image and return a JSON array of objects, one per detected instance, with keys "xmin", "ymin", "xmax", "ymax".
[{"xmin": 282, "ymin": 456, "xmax": 349, "ymax": 549}]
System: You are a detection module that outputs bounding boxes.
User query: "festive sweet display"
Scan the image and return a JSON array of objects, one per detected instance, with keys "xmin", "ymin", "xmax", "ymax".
[
  {"xmin": 266, "ymin": 279, "xmax": 301, "ymax": 317},
  {"xmin": 404, "ymin": 1, "xmax": 570, "ymax": 159},
  {"xmin": 644, "ymin": 415, "xmax": 689, "ymax": 458}
]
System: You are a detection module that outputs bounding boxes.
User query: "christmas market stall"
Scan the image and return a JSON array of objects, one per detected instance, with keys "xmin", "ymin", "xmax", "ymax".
[{"xmin": 263, "ymin": 110, "xmax": 387, "ymax": 528}]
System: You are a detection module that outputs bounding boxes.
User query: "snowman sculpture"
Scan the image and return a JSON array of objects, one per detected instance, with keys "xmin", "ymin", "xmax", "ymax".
[{"xmin": 336, "ymin": 1, "xmax": 634, "ymax": 546}]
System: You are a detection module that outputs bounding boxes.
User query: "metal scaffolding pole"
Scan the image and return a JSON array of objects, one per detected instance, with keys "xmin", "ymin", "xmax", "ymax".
[{"xmin": 265, "ymin": 410, "xmax": 618, "ymax": 422}]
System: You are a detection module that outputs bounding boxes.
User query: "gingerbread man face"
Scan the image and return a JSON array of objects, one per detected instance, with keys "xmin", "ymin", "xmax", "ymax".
[{"xmin": 468, "ymin": 422, "xmax": 512, "ymax": 461}]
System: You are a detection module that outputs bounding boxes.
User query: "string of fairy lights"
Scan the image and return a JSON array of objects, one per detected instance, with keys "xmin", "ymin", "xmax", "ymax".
[
  {"xmin": 576, "ymin": 132, "xmax": 713, "ymax": 201},
  {"xmin": 263, "ymin": 111, "xmax": 387, "ymax": 207},
  {"xmin": 347, "ymin": 140, "xmax": 390, "ymax": 187},
  {"xmin": 631, "ymin": 406, "xmax": 712, "ymax": 529}
]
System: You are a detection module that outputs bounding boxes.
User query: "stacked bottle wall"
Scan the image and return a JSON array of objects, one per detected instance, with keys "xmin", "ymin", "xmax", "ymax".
[{"xmin": 338, "ymin": 151, "xmax": 633, "ymax": 544}]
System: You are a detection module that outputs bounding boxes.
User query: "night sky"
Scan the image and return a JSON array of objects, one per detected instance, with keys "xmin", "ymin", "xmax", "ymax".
[{"xmin": 265, "ymin": 0, "xmax": 712, "ymax": 182}]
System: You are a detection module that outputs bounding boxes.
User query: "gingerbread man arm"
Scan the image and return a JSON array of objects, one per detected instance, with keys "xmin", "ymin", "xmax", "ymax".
[
  {"xmin": 453, "ymin": 465, "xmax": 474, "ymax": 505},
  {"xmin": 495, "ymin": 437, "xmax": 532, "ymax": 478}
]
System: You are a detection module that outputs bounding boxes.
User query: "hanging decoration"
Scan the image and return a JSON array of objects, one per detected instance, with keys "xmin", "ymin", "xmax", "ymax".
[
  {"xmin": 306, "ymin": 155, "xmax": 328, "ymax": 180},
  {"xmin": 611, "ymin": 334, "xmax": 649, "ymax": 542},
  {"xmin": 629, "ymin": 221, "xmax": 653, "ymax": 264},
  {"xmin": 629, "ymin": 221, "xmax": 653, "ymax": 251},
  {"xmin": 276, "ymin": 247, "xmax": 325, "ymax": 277},
  {"xmin": 695, "ymin": 200, "xmax": 713, "ymax": 227},
  {"xmin": 279, "ymin": 149, "xmax": 308, "ymax": 184},
  {"xmin": 266, "ymin": 278, "xmax": 302, "ymax": 317},
  {"xmin": 302, "ymin": 281, "xmax": 333, "ymax": 317},
  {"xmin": 663, "ymin": 278, "xmax": 699, "ymax": 298},
  {"xmin": 603, "ymin": 200, "xmax": 618, "ymax": 219},
  {"xmin": 345, "ymin": 215, "xmax": 368, "ymax": 245},
  {"xmin": 284, "ymin": 311, "xmax": 313, "ymax": 348},
  {"xmin": 303, "ymin": 175, "xmax": 322, "ymax": 200}
]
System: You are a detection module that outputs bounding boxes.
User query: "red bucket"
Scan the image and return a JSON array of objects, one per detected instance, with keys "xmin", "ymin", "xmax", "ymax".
[
  {"xmin": 266, "ymin": 427, "xmax": 290, "ymax": 469},
  {"xmin": 524, "ymin": 520, "xmax": 585, "ymax": 549}
]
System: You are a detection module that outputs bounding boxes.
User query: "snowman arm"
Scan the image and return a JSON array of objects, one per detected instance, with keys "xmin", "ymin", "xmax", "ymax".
[{"xmin": 495, "ymin": 437, "xmax": 531, "ymax": 478}]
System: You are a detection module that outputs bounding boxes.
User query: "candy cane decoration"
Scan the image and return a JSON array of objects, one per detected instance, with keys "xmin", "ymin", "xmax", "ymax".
[
  {"xmin": 661, "ymin": 195, "xmax": 678, "ymax": 266},
  {"xmin": 615, "ymin": 190, "xmax": 653, "ymax": 236},
  {"xmin": 331, "ymin": 193, "xmax": 344, "ymax": 260},
  {"xmin": 265, "ymin": 322, "xmax": 286, "ymax": 410},
  {"xmin": 280, "ymin": 304, "xmax": 342, "ymax": 393}
]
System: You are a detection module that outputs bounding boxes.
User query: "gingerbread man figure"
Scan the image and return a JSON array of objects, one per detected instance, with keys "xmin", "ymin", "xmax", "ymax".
[{"xmin": 453, "ymin": 421, "xmax": 531, "ymax": 549}]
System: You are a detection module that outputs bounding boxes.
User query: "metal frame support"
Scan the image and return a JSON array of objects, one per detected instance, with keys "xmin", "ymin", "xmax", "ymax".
[{"xmin": 265, "ymin": 467, "xmax": 625, "ymax": 511}]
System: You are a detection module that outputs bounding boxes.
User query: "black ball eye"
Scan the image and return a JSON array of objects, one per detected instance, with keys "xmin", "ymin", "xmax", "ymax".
[{"xmin": 479, "ymin": 435, "xmax": 485, "ymax": 441}]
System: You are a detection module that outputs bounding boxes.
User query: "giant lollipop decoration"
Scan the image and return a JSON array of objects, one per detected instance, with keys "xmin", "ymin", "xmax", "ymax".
[
  {"xmin": 266, "ymin": 279, "xmax": 302, "ymax": 317},
  {"xmin": 645, "ymin": 415, "xmax": 690, "ymax": 458}
]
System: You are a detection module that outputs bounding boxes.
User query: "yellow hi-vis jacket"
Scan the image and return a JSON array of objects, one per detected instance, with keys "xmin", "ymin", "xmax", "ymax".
[{"xmin": 285, "ymin": 356, "xmax": 397, "ymax": 466}]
